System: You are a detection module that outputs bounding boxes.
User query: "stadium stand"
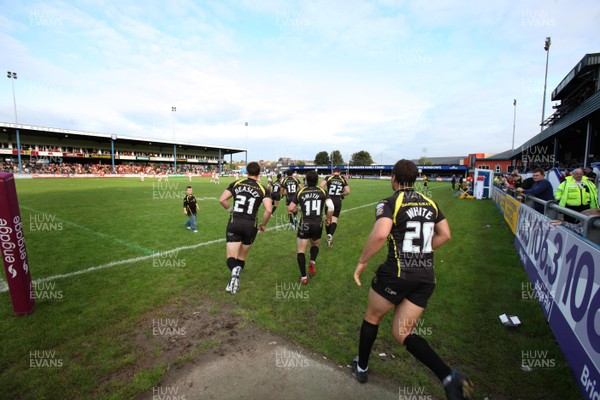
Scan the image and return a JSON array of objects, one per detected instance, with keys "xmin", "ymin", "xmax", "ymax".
[{"xmin": 0, "ymin": 123, "xmax": 246, "ymax": 175}]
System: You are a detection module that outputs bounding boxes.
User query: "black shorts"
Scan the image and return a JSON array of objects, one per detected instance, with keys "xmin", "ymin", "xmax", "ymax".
[
  {"xmin": 226, "ymin": 218, "xmax": 258, "ymax": 245},
  {"xmin": 297, "ymin": 219, "xmax": 323, "ymax": 241},
  {"xmin": 330, "ymin": 197, "xmax": 343, "ymax": 218},
  {"xmin": 271, "ymin": 193, "xmax": 281, "ymax": 201},
  {"xmin": 371, "ymin": 272, "xmax": 435, "ymax": 308}
]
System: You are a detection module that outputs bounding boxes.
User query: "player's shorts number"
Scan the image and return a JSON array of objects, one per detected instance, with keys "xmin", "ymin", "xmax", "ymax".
[
  {"xmin": 233, "ymin": 195, "xmax": 257, "ymax": 215},
  {"xmin": 402, "ymin": 221, "xmax": 434, "ymax": 253}
]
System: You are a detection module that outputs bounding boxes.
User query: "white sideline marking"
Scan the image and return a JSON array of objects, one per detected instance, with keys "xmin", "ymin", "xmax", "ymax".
[
  {"xmin": 0, "ymin": 201, "xmax": 379, "ymax": 293},
  {"xmin": 0, "ymin": 238, "xmax": 225, "ymax": 293},
  {"xmin": 21, "ymin": 206, "xmax": 155, "ymax": 255}
]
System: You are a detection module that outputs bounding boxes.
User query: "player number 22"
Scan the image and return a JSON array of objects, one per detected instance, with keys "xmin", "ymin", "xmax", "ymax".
[
  {"xmin": 328, "ymin": 185, "xmax": 343, "ymax": 196},
  {"xmin": 402, "ymin": 221, "xmax": 434, "ymax": 253}
]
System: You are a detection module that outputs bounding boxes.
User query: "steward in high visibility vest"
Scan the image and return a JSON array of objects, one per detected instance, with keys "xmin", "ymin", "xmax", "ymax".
[{"xmin": 555, "ymin": 168, "xmax": 598, "ymax": 222}]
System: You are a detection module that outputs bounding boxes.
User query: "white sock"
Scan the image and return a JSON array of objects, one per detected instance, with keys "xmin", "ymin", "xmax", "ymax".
[{"xmin": 442, "ymin": 374, "xmax": 453, "ymax": 386}]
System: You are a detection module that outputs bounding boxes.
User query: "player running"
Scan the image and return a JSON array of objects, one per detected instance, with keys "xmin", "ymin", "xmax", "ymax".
[
  {"xmin": 320, "ymin": 167, "xmax": 350, "ymax": 248},
  {"xmin": 219, "ymin": 162, "xmax": 272, "ymax": 294},
  {"xmin": 268, "ymin": 173, "xmax": 283, "ymax": 215},
  {"xmin": 351, "ymin": 159, "xmax": 474, "ymax": 400},
  {"xmin": 282, "ymin": 169, "xmax": 302, "ymax": 230},
  {"xmin": 288, "ymin": 171, "xmax": 333, "ymax": 284}
]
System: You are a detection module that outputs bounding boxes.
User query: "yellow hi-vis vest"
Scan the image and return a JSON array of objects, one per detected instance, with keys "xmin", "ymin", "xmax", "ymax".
[{"xmin": 555, "ymin": 176, "xmax": 599, "ymax": 208}]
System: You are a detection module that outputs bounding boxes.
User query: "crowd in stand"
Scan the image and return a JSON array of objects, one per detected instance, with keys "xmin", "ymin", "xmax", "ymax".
[
  {"xmin": 0, "ymin": 161, "xmax": 209, "ymax": 175},
  {"xmin": 493, "ymin": 164, "xmax": 600, "ymax": 242},
  {"xmin": 0, "ymin": 142, "xmax": 220, "ymax": 161}
]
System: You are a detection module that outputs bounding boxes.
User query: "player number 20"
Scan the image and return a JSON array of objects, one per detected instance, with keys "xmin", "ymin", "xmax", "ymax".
[{"xmin": 402, "ymin": 221, "xmax": 434, "ymax": 253}]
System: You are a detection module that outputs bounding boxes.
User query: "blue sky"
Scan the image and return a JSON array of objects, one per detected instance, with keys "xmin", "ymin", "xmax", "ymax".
[{"xmin": 1, "ymin": 0, "xmax": 599, "ymax": 164}]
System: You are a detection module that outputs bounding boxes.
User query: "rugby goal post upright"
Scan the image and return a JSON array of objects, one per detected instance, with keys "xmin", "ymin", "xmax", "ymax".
[{"xmin": 0, "ymin": 172, "xmax": 35, "ymax": 315}]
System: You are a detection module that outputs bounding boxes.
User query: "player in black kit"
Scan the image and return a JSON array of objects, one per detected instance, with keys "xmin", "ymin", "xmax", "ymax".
[
  {"xmin": 351, "ymin": 160, "xmax": 474, "ymax": 400},
  {"xmin": 282, "ymin": 169, "xmax": 302, "ymax": 229},
  {"xmin": 219, "ymin": 162, "xmax": 272, "ymax": 294},
  {"xmin": 320, "ymin": 167, "xmax": 350, "ymax": 248},
  {"xmin": 268, "ymin": 173, "xmax": 283, "ymax": 215},
  {"xmin": 288, "ymin": 171, "xmax": 333, "ymax": 284}
]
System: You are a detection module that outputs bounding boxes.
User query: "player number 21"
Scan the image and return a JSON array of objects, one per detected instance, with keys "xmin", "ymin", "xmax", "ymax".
[
  {"xmin": 402, "ymin": 221, "xmax": 434, "ymax": 253},
  {"xmin": 233, "ymin": 195, "xmax": 256, "ymax": 214}
]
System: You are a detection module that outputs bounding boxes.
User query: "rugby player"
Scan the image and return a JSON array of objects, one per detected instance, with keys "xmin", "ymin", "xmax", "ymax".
[
  {"xmin": 282, "ymin": 169, "xmax": 302, "ymax": 230},
  {"xmin": 320, "ymin": 167, "xmax": 350, "ymax": 247},
  {"xmin": 288, "ymin": 171, "xmax": 333, "ymax": 283},
  {"xmin": 219, "ymin": 162, "xmax": 272, "ymax": 294},
  {"xmin": 352, "ymin": 159, "xmax": 474, "ymax": 400},
  {"xmin": 268, "ymin": 173, "xmax": 283, "ymax": 215}
]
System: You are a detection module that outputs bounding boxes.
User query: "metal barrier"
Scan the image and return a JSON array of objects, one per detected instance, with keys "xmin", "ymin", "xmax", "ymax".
[{"xmin": 494, "ymin": 183, "xmax": 600, "ymax": 244}]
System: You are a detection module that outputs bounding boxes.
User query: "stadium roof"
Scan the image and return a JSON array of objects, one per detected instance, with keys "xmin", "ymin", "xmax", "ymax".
[
  {"xmin": 552, "ymin": 53, "xmax": 600, "ymax": 101},
  {"xmin": 494, "ymin": 52, "xmax": 600, "ymax": 160},
  {"xmin": 0, "ymin": 121, "xmax": 246, "ymax": 155},
  {"xmin": 410, "ymin": 156, "xmax": 465, "ymax": 165},
  {"xmin": 478, "ymin": 149, "xmax": 514, "ymax": 161}
]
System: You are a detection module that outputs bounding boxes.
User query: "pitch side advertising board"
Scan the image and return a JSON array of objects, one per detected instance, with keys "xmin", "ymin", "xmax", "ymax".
[
  {"xmin": 492, "ymin": 187, "xmax": 520, "ymax": 234},
  {"xmin": 513, "ymin": 204, "xmax": 600, "ymax": 400},
  {"xmin": 0, "ymin": 172, "xmax": 35, "ymax": 315}
]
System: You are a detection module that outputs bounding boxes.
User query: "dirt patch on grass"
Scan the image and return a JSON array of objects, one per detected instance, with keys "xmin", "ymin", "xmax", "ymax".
[{"xmin": 96, "ymin": 299, "xmax": 404, "ymax": 400}]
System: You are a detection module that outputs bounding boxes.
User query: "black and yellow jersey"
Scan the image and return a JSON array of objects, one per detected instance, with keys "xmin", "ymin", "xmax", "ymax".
[
  {"xmin": 324, "ymin": 174, "xmax": 348, "ymax": 198},
  {"xmin": 225, "ymin": 178, "xmax": 270, "ymax": 220},
  {"xmin": 291, "ymin": 186, "xmax": 329, "ymax": 221},
  {"xmin": 282, "ymin": 176, "xmax": 301, "ymax": 200},
  {"xmin": 375, "ymin": 189, "xmax": 445, "ymax": 284},
  {"xmin": 183, "ymin": 194, "xmax": 197, "ymax": 215},
  {"xmin": 270, "ymin": 180, "xmax": 282, "ymax": 195}
]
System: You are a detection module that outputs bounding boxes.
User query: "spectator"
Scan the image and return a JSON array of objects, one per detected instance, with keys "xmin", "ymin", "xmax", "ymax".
[
  {"xmin": 584, "ymin": 166, "xmax": 597, "ymax": 182},
  {"xmin": 551, "ymin": 208, "xmax": 600, "ymax": 235},
  {"xmin": 555, "ymin": 168, "xmax": 599, "ymax": 222},
  {"xmin": 511, "ymin": 170, "xmax": 523, "ymax": 189},
  {"xmin": 517, "ymin": 168, "xmax": 554, "ymax": 213}
]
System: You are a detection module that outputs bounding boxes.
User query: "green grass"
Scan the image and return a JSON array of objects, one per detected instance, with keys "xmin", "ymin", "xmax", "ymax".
[{"xmin": 0, "ymin": 178, "xmax": 583, "ymax": 399}]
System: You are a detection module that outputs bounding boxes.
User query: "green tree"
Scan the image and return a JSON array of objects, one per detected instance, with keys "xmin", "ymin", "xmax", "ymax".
[
  {"xmin": 229, "ymin": 161, "xmax": 239, "ymax": 171},
  {"xmin": 331, "ymin": 150, "xmax": 344, "ymax": 165},
  {"xmin": 314, "ymin": 151, "xmax": 330, "ymax": 165},
  {"xmin": 418, "ymin": 156, "xmax": 433, "ymax": 166},
  {"xmin": 350, "ymin": 151, "xmax": 374, "ymax": 166}
]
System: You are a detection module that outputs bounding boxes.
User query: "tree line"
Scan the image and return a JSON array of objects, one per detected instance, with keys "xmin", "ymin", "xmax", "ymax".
[{"xmin": 314, "ymin": 150, "xmax": 374, "ymax": 166}]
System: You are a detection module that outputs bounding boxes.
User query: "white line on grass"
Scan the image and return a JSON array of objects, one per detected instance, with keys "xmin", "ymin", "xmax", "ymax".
[
  {"xmin": 21, "ymin": 206, "xmax": 155, "ymax": 255},
  {"xmin": 0, "ymin": 238, "xmax": 225, "ymax": 293},
  {"xmin": 0, "ymin": 201, "xmax": 379, "ymax": 293}
]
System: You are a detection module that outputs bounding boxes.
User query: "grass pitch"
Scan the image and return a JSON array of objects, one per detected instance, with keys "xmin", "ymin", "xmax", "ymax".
[{"xmin": 0, "ymin": 177, "xmax": 583, "ymax": 399}]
